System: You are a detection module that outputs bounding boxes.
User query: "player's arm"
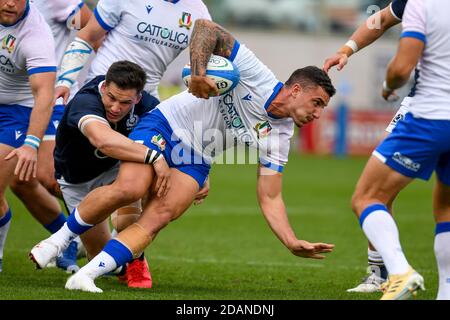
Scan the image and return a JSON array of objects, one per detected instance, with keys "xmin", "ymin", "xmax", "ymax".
[
  {"xmin": 55, "ymin": 14, "xmax": 107, "ymax": 103},
  {"xmin": 82, "ymin": 120, "xmax": 171, "ymax": 197},
  {"xmin": 323, "ymin": 5, "xmax": 401, "ymax": 72},
  {"xmin": 67, "ymin": 2, "xmax": 93, "ymax": 31},
  {"xmin": 5, "ymin": 72, "xmax": 56, "ymax": 181},
  {"xmin": 256, "ymin": 166, "xmax": 334, "ymax": 259},
  {"xmin": 188, "ymin": 19, "xmax": 237, "ymax": 98}
]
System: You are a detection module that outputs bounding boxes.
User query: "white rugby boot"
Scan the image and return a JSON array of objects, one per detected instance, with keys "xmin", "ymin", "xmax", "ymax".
[
  {"xmin": 347, "ymin": 266, "xmax": 385, "ymax": 293},
  {"xmin": 29, "ymin": 239, "xmax": 61, "ymax": 269}
]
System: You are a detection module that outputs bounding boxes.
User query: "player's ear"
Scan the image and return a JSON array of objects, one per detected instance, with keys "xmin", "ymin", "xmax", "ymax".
[
  {"xmin": 291, "ymin": 83, "xmax": 301, "ymax": 98},
  {"xmin": 135, "ymin": 93, "xmax": 142, "ymax": 104}
]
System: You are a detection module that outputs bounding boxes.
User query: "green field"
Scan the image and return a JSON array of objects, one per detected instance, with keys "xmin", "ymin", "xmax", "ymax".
[{"xmin": 0, "ymin": 154, "xmax": 437, "ymax": 300}]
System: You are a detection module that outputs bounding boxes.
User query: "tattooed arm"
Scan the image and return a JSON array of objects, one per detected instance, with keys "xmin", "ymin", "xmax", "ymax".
[{"xmin": 188, "ymin": 19, "xmax": 236, "ymax": 99}]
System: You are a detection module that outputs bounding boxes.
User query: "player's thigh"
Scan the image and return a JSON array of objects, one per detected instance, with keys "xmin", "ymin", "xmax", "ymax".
[
  {"xmin": 352, "ymin": 155, "xmax": 412, "ymax": 209},
  {"xmin": 0, "ymin": 144, "xmax": 18, "ymax": 193},
  {"xmin": 138, "ymin": 168, "xmax": 199, "ymax": 233},
  {"xmin": 112, "ymin": 161, "xmax": 154, "ymax": 202},
  {"xmin": 434, "ymin": 152, "xmax": 450, "ymax": 222},
  {"xmin": 37, "ymin": 140, "xmax": 55, "ymax": 177}
]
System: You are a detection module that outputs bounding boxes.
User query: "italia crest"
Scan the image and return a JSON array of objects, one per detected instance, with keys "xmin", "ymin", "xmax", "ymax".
[
  {"xmin": 151, "ymin": 134, "xmax": 166, "ymax": 151},
  {"xmin": 179, "ymin": 12, "xmax": 192, "ymax": 29},
  {"xmin": 253, "ymin": 121, "xmax": 272, "ymax": 139},
  {"xmin": 2, "ymin": 34, "xmax": 16, "ymax": 54}
]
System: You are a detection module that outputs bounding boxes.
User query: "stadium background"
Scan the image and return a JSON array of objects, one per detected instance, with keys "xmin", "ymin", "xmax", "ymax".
[{"xmin": 1, "ymin": 0, "xmax": 437, "ymax": 300}]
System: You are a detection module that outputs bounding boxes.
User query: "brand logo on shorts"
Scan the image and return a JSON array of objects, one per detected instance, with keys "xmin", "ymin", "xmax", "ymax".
[
  {"xmin": 52, "ymin": 120, "xmax": 60, "ymax": 130},
  {"xmin": 179, "ymin": 12, "xmax": 192, "ymax": 29},
  {"xmin": 254, "ymin": 121, "xmax": 272, "ymax": 139},
  {"xmin": 151, "ymin": 134, "xmax": 166, "ymax": 151},
  {"xmin": 15, "ymin": 130, "xmax": 23, "ymax": 140},
  {"xmin": 392, "ymin": 152, "xmax": 421, "ymax": 172},
  {"xmin": 2, "ymin": 34, "xmax": 16, "ymax": 54}
]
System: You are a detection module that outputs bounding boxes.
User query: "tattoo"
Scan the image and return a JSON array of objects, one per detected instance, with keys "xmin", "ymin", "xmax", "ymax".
[{"xmin": 190, "ymin": 20, "xmax": 235, "ymax": 76}]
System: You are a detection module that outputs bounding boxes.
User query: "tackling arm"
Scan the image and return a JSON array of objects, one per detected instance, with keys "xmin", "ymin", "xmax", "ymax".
[
  {"xmin": 256, "ymin": 166, "xmax": 335, "ymax": 259},
  {"xmin": 323, "ymin": 5, "xmax": 400, "ymax": 72}
]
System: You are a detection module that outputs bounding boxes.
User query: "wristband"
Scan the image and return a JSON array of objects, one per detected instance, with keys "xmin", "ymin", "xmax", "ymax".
[
  {"xmin": 345, "ymin": 40, "xmax": 359, "ymax": 54},
  {"xmin": 144, "ymin": 148, "xmax": 162, "ymax": 165},
  {"xmin": 24, "ymin": 134, "xmax": 41, "ymax": 150},
  {"xmin": 383, "ymin": 80, "xmax": 394, "ymax": 93}
]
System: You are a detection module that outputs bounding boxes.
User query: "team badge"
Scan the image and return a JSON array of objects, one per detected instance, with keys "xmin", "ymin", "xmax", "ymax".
[
  {"xmin": 2, "ymin": 34, "xmax": 16, "ymax": 54},
  {"xmin": 253, "ymin": 121, "xmax": 272, "ymax": 139},
  {"xmin": 151, "ymin": 134, "xmax": 166, "ymax": 151},
  {"xmin": 179, "ymin": 12, "xmax": 192, "ymax": 29},
  {"xmin": 126, "ymin": 114, "xmax": 139, "ymax": 129}
]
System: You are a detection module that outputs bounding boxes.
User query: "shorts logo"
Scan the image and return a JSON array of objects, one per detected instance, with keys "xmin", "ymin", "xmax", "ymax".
[
  {"xmin": 2, "ymin": 34, "xmax": 16, "ymax": 54},
  {"xmin": 179, "ymin": 12, "xmax": 192, "ymax": 29},
  {"xmin": 151, "ymin": 134, "xmax": 166, "ymax": 151},
  {"xmin": 392, "ymin": 152, "xmax": 421, "ymax": 172},
  {"xmin": 254, "ymin": 121, "xmax": 272, "ymax": 139},
  {"xmin": 53, "ymin": 120, "xmax": 60, "ymax": 130},
  {"xmin": 15, "ymin": 130, "xmax": 23, "ymax": 140},
  {"xmin": 390, "ymin": 113, "xmax": 404, "ymax": 127}
]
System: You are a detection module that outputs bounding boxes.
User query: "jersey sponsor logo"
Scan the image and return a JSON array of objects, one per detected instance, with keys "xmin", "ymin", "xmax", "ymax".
[
  {"xmin": 136, "ymin": 23, "xmax": 189, "ymax": 47},
  {"xmin": 179, "ymin": 12, "xmax": 192, "ymax": 30},
  {"xmin": 146, "ymin": 5, "xmax": 153, "ymax": 14},
  {"xmin": 218, "ymin": 93, "xmax": 253, "ymax": 145},
  {"xmin": 253, "ymin": 121, "xmax": 272, "ymax": 139},
  {"xmin": 2, "ymin": 34, "xmax": 16, "ymax": 54},
  {"xmin": 151, "ymin": 134, "xmax": 166, "ymax": 151},
  {"xmin": 0, "ymin": 54, "xmax": 15, "ymax": 73},
  {"xmin": 15, "ymin": 130, "xmax": 23, "ymax": 140},
  {"xmin": 392, "ymin": 152, "xmax": 421, "ymax": 172}
]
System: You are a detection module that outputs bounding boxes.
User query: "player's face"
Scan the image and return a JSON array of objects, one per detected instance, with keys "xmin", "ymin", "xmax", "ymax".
[
  {"xmin": 101, "ymin": 82, "xmax": 141, "ymax": 123},
  {"xmin": 290, "ymin": 85, "xmax": 329, "ymax": 128},
  {"xmin": 0, "ymin": 0, "xmax": 26, "ymax": 25}
]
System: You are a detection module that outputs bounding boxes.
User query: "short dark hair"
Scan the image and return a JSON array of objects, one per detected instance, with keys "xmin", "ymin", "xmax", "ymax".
[
  {"xmin": 285, "ymin": 66, "xmax": 336, "ymax": 98},
  {"xmin": 105, "ymin": 61, "xmax": 147, "ymax": 93}
]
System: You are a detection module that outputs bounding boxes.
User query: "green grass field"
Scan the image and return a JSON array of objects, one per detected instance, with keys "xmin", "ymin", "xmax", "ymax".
[{"xmin": 0, "ymin": 154, "xmax": 437, "ymax": 300}]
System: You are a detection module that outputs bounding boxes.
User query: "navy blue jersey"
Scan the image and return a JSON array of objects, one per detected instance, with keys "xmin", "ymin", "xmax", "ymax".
[
  {"xmin": 391, "ymin": 0, "xmax": 407, "ymax": 20},
  {"xmin": 54, "ymin": 76, "xmax": 159, "ymax": 184}
]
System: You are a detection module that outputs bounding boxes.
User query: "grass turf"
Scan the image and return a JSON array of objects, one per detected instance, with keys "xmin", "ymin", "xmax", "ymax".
[{"xmin": 0, "ymin": 154, "xmax": 437, "ymax": 300}]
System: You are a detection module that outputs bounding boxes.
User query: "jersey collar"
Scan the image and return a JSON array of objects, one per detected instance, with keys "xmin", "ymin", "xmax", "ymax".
[
  {"xmin": 264, "ymin": 82, "xmax": 284, "ymax": 119},
  {"xmin": 1, "ymin": 0, "xmax": 30, "ymax": 28},
  {"xmin": 163, "ymin": 0, "xmax": 181, "ymax": 4}
]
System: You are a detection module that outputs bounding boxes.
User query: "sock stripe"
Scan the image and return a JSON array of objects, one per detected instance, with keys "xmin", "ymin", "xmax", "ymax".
[
  {"xmin": 435, "ymin": 222, "xmax": 450, "ymax": 235},
  {"xmin": 359, "ymin": 203, "xmax": 388, "ymax": 227},
  {"xmin": 103, "ymin": 239, "xmax": 133, "ymax": 267},
  {"xmin": 66, "ymin": 209, "xmax": 92, "ymax": 235},
  {"xmin": 44, "ymin": 213, "xmax": 67, "ymax": 234},
  {"xmin": 0, "ymin": 209, "xmax": 12, "ymax": 228}
]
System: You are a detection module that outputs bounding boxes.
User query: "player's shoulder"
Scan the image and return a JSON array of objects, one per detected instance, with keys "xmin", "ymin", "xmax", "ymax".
[
  {"xmin": 20, "ymin": 5, "xmax": 52, "ymax": 36},
  {"xmin": 180, "ymin": 0, "xmax": 210, "ymax": 16},
  {"xmin": 69, "ymin": 77, "xmax": 104, "ymax": 109}
]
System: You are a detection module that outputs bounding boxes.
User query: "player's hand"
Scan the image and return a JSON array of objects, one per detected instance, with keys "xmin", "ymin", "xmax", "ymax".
[
  {"xmin": 194, "ymin": 176, "xmax": 210, "ymax": 205},
  {"xmin": 5, "ymin": 145, "xmax": 38, "ymax": 181},
  {"xmin": 55, "ymin": 86, "xmax": 71, "ymax": 105},
  {"xmin": 382, "ymin": 88, "xmax": 400, "ymax": 102},
  {"xmin": 188, "ymin": 75, "xmax": 219, "ymax": 99},
  {"xmin": 152, "ymin": 156, "xmax": 171, "ymax": 198},
  {"xmin": 323, "ymin": 53, "xmax": 348, "ymax": 72},
  {"xmin": 289, "ymin": 240, "xmax": 334, "ymax": 259}
]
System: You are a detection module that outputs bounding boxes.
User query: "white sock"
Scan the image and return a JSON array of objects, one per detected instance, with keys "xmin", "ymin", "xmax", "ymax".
[
  {"xmin": 80, "ymin": 251, "xmax": 117, "ymax": 280},
  {"xmin": 0, "ymin": 220, "xmax": 11, "ymax": 260},
  {"xmin": 361, "ymin": 206, "xmax": 409, "ymax": 275},
  {"xmin": 47, "ymin": 223, "xmax": 78, "ymax": 251},
  {"xmin": 435, "ymin": 229, "xmax": 450, "ymax": 300}
]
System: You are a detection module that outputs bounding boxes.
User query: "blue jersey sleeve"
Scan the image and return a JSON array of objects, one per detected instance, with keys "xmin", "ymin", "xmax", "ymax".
[
  {"xmin": 390, "ymin": 0, "xmax": 408, "ymax": 20},
  {"xmin": 66, "ymin": 94, "xmax": 107, "ymax": 130}
]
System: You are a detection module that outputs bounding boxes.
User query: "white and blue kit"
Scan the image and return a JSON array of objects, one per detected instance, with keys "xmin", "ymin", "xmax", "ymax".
[
  {"xmin": 374, "ymin": 0, "xmax": 450, "ymax": 185},
  {"xmin": 55, "ymin": 76, "xmax": 159, "ymax": 211},
  {"xmin": 31, "ymin": 0, "xmax": 85, "ymax": 139},
  {"xmin": 385, "ymin": 0, "xmax": 411, "ymax": 133},
  {"xmin": 129, "ymin": 41, "xmax": 294, "ymax": 188},
  {"xmin": 0, "ymin": 1, "xmax": 56, "ymax": 148},
  {"xmin": 88, "ymin": 0, "xmax": 211, "ymax": 98}
]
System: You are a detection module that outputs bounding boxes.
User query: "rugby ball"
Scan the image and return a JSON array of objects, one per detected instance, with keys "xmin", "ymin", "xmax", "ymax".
[{"xmin": 182, "ymin": 55, "xmax": 240, "ymax": 96}]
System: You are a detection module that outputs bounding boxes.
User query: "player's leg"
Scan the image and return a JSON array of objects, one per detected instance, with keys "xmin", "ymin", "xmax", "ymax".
[
  {"xmin": 433, "ymin": 154, "xmax": 450, "ymax": 300},
  {"xmin": 65, "ymin": 168, "xmax": 200, "ymax": 293},
  {"xmin": 0, "ymin": 144, "xmax": 17, "ymax": 273},
  {"xmin": 30, "ymin": 161, "xmax": 153, "ymax": 269}
]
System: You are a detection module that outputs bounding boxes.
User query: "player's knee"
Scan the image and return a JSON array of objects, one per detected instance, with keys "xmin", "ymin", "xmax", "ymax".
[
  {"xmin": 351, "ymin": 190, "xmax": 365, "ymax": 216},
  {"xmin": 9, "ymin": 178, "xmax": 35, "ymax": 197},
  {"xmin": 113, "ymin": 181, "xmax": 147, "ymax": 204}
]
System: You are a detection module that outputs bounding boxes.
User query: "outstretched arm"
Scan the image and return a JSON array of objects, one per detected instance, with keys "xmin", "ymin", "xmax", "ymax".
[
  {"xmin": 188, "ymin": 19, "xmax": 236, "ymax": 98},
  {"xmin": 323, "ymin": 5, "xmax": 400, "ymax": 72},
  {"xmin": 256, "ymin": 166, "xmax": 334, "ymax": 259}
]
